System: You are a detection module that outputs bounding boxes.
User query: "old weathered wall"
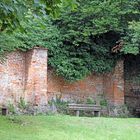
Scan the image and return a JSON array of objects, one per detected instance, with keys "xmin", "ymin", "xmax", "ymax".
[
  {"xmin": 0, "ymin": 48, "xmax": 48, "ymax": 107},
  {"xmin": 0, "ymin": 48, "xmax": 125, "ymax": 108},
  {"xmin": 47, "ymin": 60, "xmax": 125, "ymax": 106},
  {"xmin": 47, "ymin": 68, "xmax": 103, "ymax": 103},
  {"xmin": 0, "ymin": 52, "xmax": 25, "ymax": 105},
  {"xmin": 25, "ymin": 48, "xmax": 48, "ymax": 106},
  {"xmin": 103, "ymin": 60, "xmax": 124, "ymax": 106},
  {"xmin": 124, "ymin": 55, "xmax": 140, "ymax": 114}
]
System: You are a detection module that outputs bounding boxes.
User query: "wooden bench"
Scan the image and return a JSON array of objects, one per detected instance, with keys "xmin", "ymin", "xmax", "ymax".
[{"xmin": 68, "ymin": 104, "xmax": 101, "ymax": 117}]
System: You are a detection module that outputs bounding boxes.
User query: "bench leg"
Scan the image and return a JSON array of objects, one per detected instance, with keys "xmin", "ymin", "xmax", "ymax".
[
  {"xmin": 98, "ymin": 111, "xmax": 101, "ymax": 117},
  {"xmin": 93, "ymin": 111, "xmax": 101, "ymax": 117},
  {"xmin": 76, "ymin": 110, "xmax": 80, "ymax": 117},
  {"xmin": 2, "ymin": 108, "xmax": 8, "ymax": 116}
]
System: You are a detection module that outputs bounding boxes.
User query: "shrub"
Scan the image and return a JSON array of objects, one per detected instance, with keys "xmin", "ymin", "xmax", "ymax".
[
  {"xmin": 100, "ymin": 99, "xmax": 108, "ymax": 107},
  {"xmin": 48, "ymin": 95, "xmax": 69, "ymax": 114},
  {"xmin": 7, "ymin": 102, "xmax": 16, "ymax": 115},
  {"xmin": 86, "ymin": 97, "xmax": 96, "ymax": 104}
]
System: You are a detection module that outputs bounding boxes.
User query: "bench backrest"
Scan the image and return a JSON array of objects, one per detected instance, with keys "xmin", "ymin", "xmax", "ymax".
[{"xmin": 68, "ymin": 104, "xmax": 101, "ymax": 111}]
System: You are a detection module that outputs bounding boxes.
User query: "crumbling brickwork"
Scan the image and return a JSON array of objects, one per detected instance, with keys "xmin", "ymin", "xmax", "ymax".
[
  {"xmin": 0, "ymin": 52, "xmax": 25, "ymax": 105},
  {"xmin": 0, "ymin": 48, "xmax": 125, "ymax": 109},
  {"xmin": 124, "ymin": 55, "xmax": 140, "ymax": 114},
  {"xmin": 25, "ymin": 48, "xmax": 48, "ymax": 106},
  {"xmin": 0, "ymin": 48, "xmax": 48, "ymax": 106},
  {"xmin": 103, "ymin": 60, "xmax": 124, "ymax": 106},
  {"xmin": 47, "ymin": 69, "xmax": 103, "ymax": 102},
  {"xmin": 47, "ymin": 60, "xmax": 125, "ymax": 106}
]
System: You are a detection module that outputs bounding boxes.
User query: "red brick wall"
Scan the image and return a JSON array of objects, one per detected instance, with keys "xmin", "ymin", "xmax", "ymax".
[
  {"xmin": 103, "ymin": 60, "xmax": 124, "ymax": 105},
  {"xmin": 0, "ymin": 48, "xmax": 48, "ymax": 106},
  {"xmin": 124, "ymin": 56, "xmax": 140, "ymax": 113},
  {"xmin": 0, "ymin": 48, "xmax": 125, "ymax": 107},
  {"xmin": 25, "ymin": 48, "xmax": 48, "ymax": 105},
  {"xmin": 0, "ymin": 52, "xmax": 25, "ymax": 105},
  {"xmin": 48, "ymin": 60, "xmax": 124, "ymax": 105},
  {"xmin": 47, "ymin": 69, "xmax": 103, "ymax": 102}
]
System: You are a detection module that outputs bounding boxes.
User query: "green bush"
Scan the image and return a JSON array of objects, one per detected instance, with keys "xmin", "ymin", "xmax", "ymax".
[
  {"xmin": 86, "ymin": 97, "xmax": 96, "ymax": 104},
  {"xmin": 7, "ymin": 102, "xmax": 16, "ymax": 115},
  {"xmin": 100, "ymin": 99, "xmax": 108, "ymax": 107},
  {"xmin": 18, "ymin": 97, "xmax": 28, "ymax": 110},
  {"xmin": 48, "ymin": 95, "xmax": 69, "ymax": 114}
]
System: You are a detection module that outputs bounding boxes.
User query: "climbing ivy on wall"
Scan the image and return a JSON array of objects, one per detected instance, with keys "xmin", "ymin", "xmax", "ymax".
[
  {"xmin": 0, "ymin": 14, "xmax": 61, "ymax": 59},
  {"xmin": 122, "ymin": 21, "xmax": 140, "ymax": 55},
  {"xmin": 49, "ymin": 0, "xmax": 140, "ymax": 81},
  {"xmin": 0, "ymin": 0, "xmax": 140, "ymax": 82},
  {"xmin": 48, "ymin": 31, "xmax": 120, "ymax": 81},
  {"xmin": 0, "ymin": 0, "xmax": 77, "ymax": 32}
]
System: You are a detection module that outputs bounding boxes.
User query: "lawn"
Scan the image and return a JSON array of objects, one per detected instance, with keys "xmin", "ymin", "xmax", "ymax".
[{"xmin": 0, "ymin": 115, "xmax": 139, "ymax": 140}]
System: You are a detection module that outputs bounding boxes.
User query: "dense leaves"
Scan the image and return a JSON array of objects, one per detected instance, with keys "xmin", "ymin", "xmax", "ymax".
[
  {"xmin": 0, "ymin": 15, "xmax": 61, "ymax": 53},
  {"xmin": 50, "ymin": 0, "xmax": 140, "ymax": 81},
  {"xmin": 122, "ymin": 21, "xmax": 140, "ymax": 55},
  {"xmin": 0, "ymin": 0, "xmax": 77, "ymax": 32},
  {"xmin": 0, "ymin": 0, "xmax": 140, "ymax": 81}
]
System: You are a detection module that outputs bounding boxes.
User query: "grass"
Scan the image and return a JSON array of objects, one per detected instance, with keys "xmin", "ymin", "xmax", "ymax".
[{"xmin": 0, "ymin": 115, "xmax": 139, "ymax": 140}]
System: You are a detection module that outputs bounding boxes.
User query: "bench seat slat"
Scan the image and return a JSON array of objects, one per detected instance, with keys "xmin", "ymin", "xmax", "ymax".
[
  {"xmin": 69, "ymin": 107, "xmax": 101, "ymax": 111},
  {"xmin": 68, "ymin": 104, "xmax": 100, "ymax": 107},
  {"xmin": 68, "ymin": 104, "xmax": 101, "ymax": 111}
]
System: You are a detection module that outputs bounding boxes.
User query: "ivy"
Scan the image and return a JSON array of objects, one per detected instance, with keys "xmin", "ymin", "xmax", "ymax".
[
  {"xmin": 0, "ymin": 0, "xmax": 77, "ymax": 32},
  {"xmin": 121, "ymin": 21, "xmax": 140, "ymax": 55},
  {"xmin": 0, "ymin": 0, "xmax": 140, "ymax": 82},
  {"xmin": 50, "ymin": 0, "xmax": 140, "ymax": 81},
  {"xmin": 0, "ymin": 15, "xmax": 62, "ymax": 59}
]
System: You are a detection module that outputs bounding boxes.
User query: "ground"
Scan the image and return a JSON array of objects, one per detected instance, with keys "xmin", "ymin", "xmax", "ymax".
[{"xmin": 0, "ymin": 115, "xmax": 139, "ymax": 140}]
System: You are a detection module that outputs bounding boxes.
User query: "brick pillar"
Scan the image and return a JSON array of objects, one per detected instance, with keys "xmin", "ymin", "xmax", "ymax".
[
  {"xmin": 103, "ymin": 60, "xmax": 124, "ymax": 106},
  {"xmin": 25, "ymin": 47, "xmax": 48, "ymax": 106},
  {"xmin": 113, "ymin": 60, "xmax": 124, "ymax": 105}
]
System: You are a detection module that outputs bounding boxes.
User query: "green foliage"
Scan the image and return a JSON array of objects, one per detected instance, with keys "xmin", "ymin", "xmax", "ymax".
[
  {"xmin": 0, "ymin": 14, "xmax": 61, "ymax": 56},
  {"xmin": 86, "ymin": 97, "xmax": 96, "ymax": 105},
  {"xmin": 7, "ymin": 102, "xmax": 16, "ymax": 114},
  {"xmin": 0, "ymin": 0, "xmax": 77, "ymax": 32},
  {"xmin": 51, "ymin": 0, "xmax": 140, "ymax": 81},
  {"xmin": 18, "ymin": 97, "xmax": 28, "ymax": 110},
  {"xmin": 0, "ymin": 0, "xmax": 27, "ymax": 32},
  {"xmin": 121, "ymin": 21, "xmax": 140, "ymax": 55},
  {"xmin": 100, "ymin": 99, "xmax": 108, "ymax": 107},
  {"xmin": 0, "ymin": 0, "xmax": 140, "ymax": 82},
  {"xmin": 48, "ymin": 95, "xmax": 69, "ymax": 114},
  {"xmin": 14, "ymin": 17, "xmax": 61, "ymax": 51}
]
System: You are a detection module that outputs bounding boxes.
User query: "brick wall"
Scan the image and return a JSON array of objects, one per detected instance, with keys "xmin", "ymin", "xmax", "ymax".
[
  {"xmin": 124, "ymin": 55, "xmax": 140, "ymax": 113},
  {"xmin": 0, "ymin": 51, "xmax": 25, "ymax": 105},
  {"xmin": 47, "ymin": 60, "xmax": 125, "ymax": 105},
  {"xmin": 0, "ymin": 48, "xmax": 48, "ymax": 107},
  {"xmin": 47, "ymin": 68, "xmax": 103, "ymax": 103},
  {"xmin": 103, "ymin": 60, "xmax": 124, "ymax": 106},
  {"xmin": 24, "ymin": 47, "xmax": 48, "ymax": 106},
  {"xmin": 0, "ymin": 48, "xmax": 125, "ymax": 108}
]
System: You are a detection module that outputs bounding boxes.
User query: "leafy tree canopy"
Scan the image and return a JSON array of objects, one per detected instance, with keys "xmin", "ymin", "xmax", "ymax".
[
  {"xmin": 0, "ymin": 13, "xmax": 61, "ymax": 60},
  {"xmin": 50, "ymin": 0, "xmax": 140, "ymax": 81},
  {"xmin": 122, "ymin": 21, "xmax": 140, "ymax": 55},
  {"xmin": 0, "ymin": 0, "xmax": 77, "ymax": 32},
  {"xmin": 0, "ymin": 0, "xmax": 140, "ymax": 81}
]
